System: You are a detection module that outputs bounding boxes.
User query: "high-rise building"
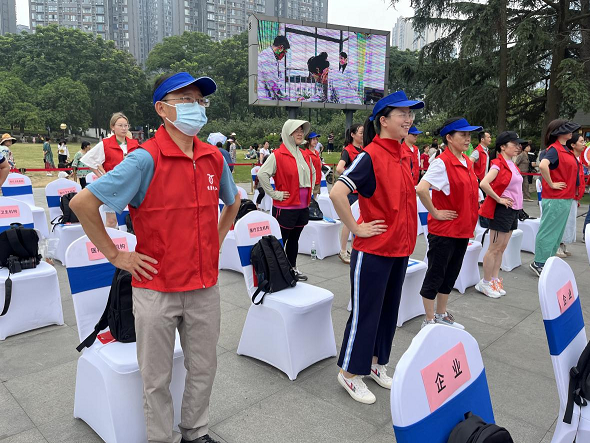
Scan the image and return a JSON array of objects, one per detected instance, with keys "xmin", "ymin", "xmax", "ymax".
[
  {"xmin": 392, "ymin": 16, "xmax": 440, "ymax": 52},
  {"xmin": 109, "ymin": 0, "xmax": 141, "ymax": 60},
  {"xmin": 29, "ymin": 0, "xmax": 109, "ymax": 40},
  {"xmin": 1, "ymin": 0, "xmax": 18, "ymax": 34},
  {"xmin": 273, "ymin": 0, "xmax": 327, "ymax": 23}
]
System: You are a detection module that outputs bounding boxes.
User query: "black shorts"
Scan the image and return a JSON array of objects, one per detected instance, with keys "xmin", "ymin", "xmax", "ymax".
[
  {"xmin": 272, "ymin": 207, "xmax": 309, "ymax": 230},
  {"xmin": 420, "ymin": 235, "xmax": 469, "ymax": 300},
  {"xmin": 488, "ymin": 204, "xmax": 519, "ymax": 233}
]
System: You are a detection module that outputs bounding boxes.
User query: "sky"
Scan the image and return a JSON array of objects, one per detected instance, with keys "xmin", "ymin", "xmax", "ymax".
[{"xmin": 16, "ymin": 0, "xmax": 414, "ymax": 30}]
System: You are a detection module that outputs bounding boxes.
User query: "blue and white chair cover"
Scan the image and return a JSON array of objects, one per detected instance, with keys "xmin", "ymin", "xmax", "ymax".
[
  {"xmin": 234, "ymin": 211, "xmax": 336, "ymax": 380},
  {"xmin": 539, "ymin": 257, "xmax": 590, "ymax": 442},
  {"xmin": 392, "ymin": 325, "xmax": 495, "ymax": 442},
  {"xmin": 1, "ymin": 173, "xmax": 50, "ymax": 237},
  {"xmin": 65, "ymin": 229, "xmax": 186, "ymax": 443}
]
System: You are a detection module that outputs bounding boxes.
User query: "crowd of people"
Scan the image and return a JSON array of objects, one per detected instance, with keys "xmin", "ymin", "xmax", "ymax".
[{"xmin": 0, "ymin": 69, "xmax": 589, "ymax": 442}]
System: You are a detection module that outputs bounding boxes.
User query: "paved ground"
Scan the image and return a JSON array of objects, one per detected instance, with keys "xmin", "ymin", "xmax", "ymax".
[{"xmin": 1, "ymin": 187, "xmax": 589, "ymax": 442}]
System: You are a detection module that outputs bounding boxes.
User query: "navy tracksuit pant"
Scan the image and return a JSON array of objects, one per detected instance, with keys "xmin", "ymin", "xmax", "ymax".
[{"xmin": 337, "ymin": 249, "xmax": 409, "ymax": 375}]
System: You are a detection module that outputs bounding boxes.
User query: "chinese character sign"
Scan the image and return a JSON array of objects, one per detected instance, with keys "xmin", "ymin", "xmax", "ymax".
[
  {"xmin": 86, "ymin": 238, "xmax": 129, "ymax": 261},
  {"xmin": 248, "ymin": 221, "xmax": 271, "ymax": 239},
  {"xmin": 557, "ymin": 280, "xmax": 575, "ymax": 314},
  {"xmin": 58, "ymin": 187, "xmax": 77, "ymax": 197},
  {"xmin": 421, "ymin": 342, "xmax": 471, "ymax": 412},
  {"xmin": 8, "ymin": 178, "xmax": 25, "ymax": 185},
  {"xmin": 0, "ymin": 206, "xmax": 21, "ymax": 218}
]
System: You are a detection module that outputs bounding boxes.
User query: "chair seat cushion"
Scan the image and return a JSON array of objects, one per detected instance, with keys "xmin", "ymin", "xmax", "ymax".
[
  {"xmin": 89, "ymin": 332, "xmax": 184, "ymax": 374},
  {"xmin": 263, "ymin": 283, "xmax": 333, "ymax": 313}
]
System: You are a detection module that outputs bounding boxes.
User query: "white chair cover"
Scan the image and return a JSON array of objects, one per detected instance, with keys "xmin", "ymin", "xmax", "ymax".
[
  {"xmin": 317, "ymin": 193, "xmax": 339, "ymax": 220},
  {"xmin": 253, "ymin": 177, "xmax": 273, "ymax": 212},
  {"xmin": 477, "ymin": 229, "xmax": 523, "ymax": 271},
  {"xmin": 0, "ymin": 196, "xmax": 35, "ymax": 232},
  {"xmin": 234, "ymin": 211, "xmax": 336, "ymax": 380},
  {"xmin": 44, "ymin": 177, "xmax": 82, "ymax": 221},
  {"xmin": 237, "ymin": 186, "xmax": 248, "ymax": 199},
  {"xmin": 519, "ymin": 218, "xmax": 540, "ymax": 254},
  {"xmin": 1, "ymin": 173, "xmax": 50, "ymax": 237},
  {"xmin": 392, "ymin": 325, "xmax": 494, "ymax": 443},
  {"xmin": 0, "ymin": 261, "xmax": 63, "ymax": 340},
  {"xmin": 299, "ymin": 219, "xmax": 342, "ymax": 259},
  {"xmin": 219, "ymin": 230, "xmax": 242, "ymax": 273},
  {"xmin": 536, "ymin": 178, "xmax": 543, "ymax": 216},
  {"xmin": 320, "ymin": 172, "xmax": 329, "ymax": 195},
  {"xmin": 85, "ymin": 172, "xmax": 98, "ymax": 184},
  {"xmin": 538, "ymin": 257, "xmax": 590, "ymax": 442},
  {"xmin": 65, "ymin": 229, "xmax": 186, "ymax": 443}
]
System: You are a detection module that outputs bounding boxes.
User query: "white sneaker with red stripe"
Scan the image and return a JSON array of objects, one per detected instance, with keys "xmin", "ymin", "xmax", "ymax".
[
  {"xmin": 337, "ymin": 372, "xmax": 376, "ymax": 404},
  {"xmin": 369, "ymin": 364, "xmax": 392, "ymax": 389}
]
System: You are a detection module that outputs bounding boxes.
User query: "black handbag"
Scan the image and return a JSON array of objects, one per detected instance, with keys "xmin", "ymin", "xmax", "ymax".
[{"xmin": 309, "ymin": 198, "xmax": 324, "ymax": 221}]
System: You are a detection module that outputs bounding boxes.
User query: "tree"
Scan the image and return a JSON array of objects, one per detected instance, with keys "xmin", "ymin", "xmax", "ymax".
[
  {"xmin": 4, "ymin": 103, "xmax": 43, "ymax": 133},
  {"xmin": 37, "ymin": 78, "xmax": 91, "ymax": 132}
]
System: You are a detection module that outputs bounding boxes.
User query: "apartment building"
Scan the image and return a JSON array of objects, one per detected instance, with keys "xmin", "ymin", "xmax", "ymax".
[{"xmin": 0, "ymin": 0, "xmax": 17, "ymax": 35}]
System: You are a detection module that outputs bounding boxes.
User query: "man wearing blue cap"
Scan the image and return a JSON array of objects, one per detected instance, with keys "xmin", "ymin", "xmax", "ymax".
[
  {"xmin": 402, "ymin": 126, "xmax": 422, "ymax": 186},
  {"xmin": 71, "ymin": 72, "xmax": 240, "ymax": 443}
]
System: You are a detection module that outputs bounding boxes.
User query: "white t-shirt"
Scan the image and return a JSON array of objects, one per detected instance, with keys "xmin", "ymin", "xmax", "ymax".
[
  {"xmin": 81, "ymin": 140, "xmax": 128, "ymax": 169},
  {"xmin": 58, "ymin": 144, "xmax": 69, "ymax": 156},
  {"xmin": 315, "ymin": 142, "xmax": 323, "ymax": 154},
  {"xmin": 259, "ymin": 147, "xmax": 270, "ymax": 158},
  {"xmin": 424, "ymin": 157, "xmax": 484, "ymax": 200}
]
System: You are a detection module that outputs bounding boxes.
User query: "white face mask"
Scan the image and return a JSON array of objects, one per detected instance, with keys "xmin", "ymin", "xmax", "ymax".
[{"xmin": 162, "ymin": 101, "xmax": 208, "ymax": 136}]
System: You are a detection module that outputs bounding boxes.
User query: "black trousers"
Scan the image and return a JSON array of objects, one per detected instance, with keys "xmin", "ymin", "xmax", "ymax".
[
  {"xmin": 256, "ymin": 187, "xmax": 265, "ymax": 205},
  {"xmin": 337, "ymin": 250, "xmax": 409, "ymax": 375},
  {"xmin": 420, "ymin": 234, "xmax": 469, "ymax": 300},
  {"xmin": 79, "ymin": 177, "xmax": 87, "ymax": 189},
  {"xmin": 272, "ymin": 206, "xmax": 309, "ymax": 267}
]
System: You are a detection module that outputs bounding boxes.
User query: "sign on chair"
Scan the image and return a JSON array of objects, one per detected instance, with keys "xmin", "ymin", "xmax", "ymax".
[
  {"xmin": 248, "ymin": 221, "xmax": 271, "ymax": 238},
  {"xmin": 0, "ymin": 206, "xmax": 20, "ymax": 218},
  {"xmin": 85, "ymin": 238, "xmax": 129, "ymax": 261}
]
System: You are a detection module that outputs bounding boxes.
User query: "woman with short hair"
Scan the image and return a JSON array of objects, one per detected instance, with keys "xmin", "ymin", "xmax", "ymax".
[{"xmin": 71, "ymin": 141, "xmax": 92, "ymax": 188}]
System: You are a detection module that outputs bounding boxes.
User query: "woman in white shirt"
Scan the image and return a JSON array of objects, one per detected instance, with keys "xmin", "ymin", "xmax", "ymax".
[{"xmin": 57, "ymin": 140, "xmax": 69, "ymax": 165}]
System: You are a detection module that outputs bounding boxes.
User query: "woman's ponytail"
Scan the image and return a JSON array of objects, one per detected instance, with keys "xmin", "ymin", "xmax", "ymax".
[{"xmin": 363, "ymin": 116, "xmax": 376, "ymax": 147}]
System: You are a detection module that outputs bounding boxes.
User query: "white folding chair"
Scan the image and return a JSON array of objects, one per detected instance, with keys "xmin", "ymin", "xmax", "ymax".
[
  {"xmin": 234, "ymin": 211, "xmax": 336, "ymax": 380},
  {"xmin": 45, "ymin": 178, "xmax": 85, "ymax": 264},
  {"xmin": 1, "ymin": 173, "xmax": 50, "ymax": 237},
  {"xmin": 65, "ymin": 229, "xmax": 186, "ymax": 443},
  {"xmin": 299, "ymin": 219, "xmax": 342, "ymax": 259},
  {"xmin": 519, "ymin": 218, "xmax": 540, "ymax": 254},
  {"xmin": 253, "ymin": 177, "xmax": 273, "ymax": 212},
  {"xmin": 320, "ymin": 172, "xmax": 329, "ymax": 195},
  {"xmin": 539, "ymin": 257, "xmax": 590, "ymax": 442},
  {"xmin": 392, "ymin": 325, "xmax": 495, "ymax": 442},
  {"xmin": 237, "ymin": 186, "xmax": 248, "ymax": 199},
  {"xmin": 317, "ymin": 193, "xmax": 339, "ymax": 220},
  {"xmin": 0, "ymin": 197, "xmax": 63, "ymax": 339},
  {"xmin": 476, "ymin": 229, "xmax": 523, "ymax": 271}
]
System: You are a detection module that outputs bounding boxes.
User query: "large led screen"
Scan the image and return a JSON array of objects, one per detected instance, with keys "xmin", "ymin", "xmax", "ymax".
[{"xmin": 250, "ymin": 17, "xmax": 389, "ymax": 109}]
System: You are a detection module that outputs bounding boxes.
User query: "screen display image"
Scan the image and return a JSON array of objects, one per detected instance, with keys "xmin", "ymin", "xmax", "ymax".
[{"xmin": 255, "ymin": 20, "xmax": 388, "ymax": 106}]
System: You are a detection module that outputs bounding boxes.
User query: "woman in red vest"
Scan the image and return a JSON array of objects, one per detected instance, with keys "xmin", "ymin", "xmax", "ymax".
[
  {"xmin": 477, "ymin": 131, "xmax": 525, "ymax": 298},
  {"xmin": 530, "ymin": 120, "xmax": 581, "ymax": 276},
  {"xmin": 257, "ymin": 119, "xmax": 315, "ymax": 280},
  {"xmin": 557, "ymin": 132, "xmax": 586, "ymax": 257},
  {"xmin": 302, "ymin": 131, "xmax": 322, "ymax": 199},
  {"xmin": 329, "ymin": 91, "xmax": 421, "ymax": 404},
  {"xmin": 81, "ymin": 112, "xmax": 139, "ymax": 227},
  {"xmin": 416, "ymin": 117, "xmax": 482, "ymax": 330},
  {"xmin": 335, "ymin": 123, "xmax": 363, "ymax": 264},
  {"xmin": 402, "ymin": 125, "xmax": 422, "ymax": 186}
]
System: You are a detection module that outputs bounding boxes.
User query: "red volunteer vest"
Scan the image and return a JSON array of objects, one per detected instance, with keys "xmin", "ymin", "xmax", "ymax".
[
  {"xmin": 272, "ymin": 144, "xmax": 312, "ymax": 208},
  {"xmin": 576, "ymin": 156, "xmax": 585, "ymax": 201},
  {"xmin": 128, "ymin": 126, "xmax": 224, "ymax": 292},
  {"xmin": 479, "ymin": 155, "xmax": 514, "ymax": 219},
  {"xmin": 428, "ymin": 149, "xmax": 479, "ymax": 239},
  {"xmin": 402, "ymin": 141, "xmax": 420, "ymax": 186},
  {"xmin": 541, "ymin": 142, "xmax": 579, "ymax": 200},
  {"xmin": 473, "ymin": 145, "xmax": 488, "ymax": 181},
  {"xmin": 102, "ymin": 135, "xmax": 139, "ymax": 172},
  {"xmin": 303, "ymin": 148, "xmax": 322, "ymax": 185},
  {"xmin": 353, "ymin": 136, "xmax": 417, "ymax": 257},
  {"xmin": 344, "ymin": 144, "xmax": 362, "ymax": 165}
]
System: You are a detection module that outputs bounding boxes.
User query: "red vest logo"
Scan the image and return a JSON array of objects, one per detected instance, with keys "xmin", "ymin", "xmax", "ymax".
[{"xmin": 207, "ymin": 173, "xmax": 218, "ymax": 191}]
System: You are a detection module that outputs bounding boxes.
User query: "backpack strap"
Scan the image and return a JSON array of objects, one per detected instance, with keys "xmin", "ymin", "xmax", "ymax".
[
  {"xmin": 251, "ymin": 285, "xmax": 268, "ymax": 305},
  {"xmin": 481, "ymin": 228, "xmax": 490, "ymax": 247},
  {"xmin": 1, "ymin": 276, "xmax": 12, "ymax": 316},
  {"xmin": 6, "ymin": 228, "xmax": 30, "ymax": 257},
  {"xmin": 564, "ymin": 366, "xmax": 588, "ymax": 423},
  {"xmin": 76, "ymin": 295, "xmax": 110, "ymax": 352}
]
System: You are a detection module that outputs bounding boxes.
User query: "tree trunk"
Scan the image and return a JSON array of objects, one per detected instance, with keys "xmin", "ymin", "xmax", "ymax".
[
  {"xmin": 541, "ymin": 0, "xmax": 569, "ymax": 148},
  {"xmin": 580, "ymin": 0, "xmax": 590, "ymax": 81},
  {"xmin": 497, "ymin": 0, "xmax": 508, "ymax": 133}
]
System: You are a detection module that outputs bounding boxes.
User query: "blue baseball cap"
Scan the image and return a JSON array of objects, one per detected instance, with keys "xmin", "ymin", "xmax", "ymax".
[
  {"xmin": 308, "ymin": 132, "xmax": 320, "ymax": 139},
  {"xmin": 153, "ymin": 72, "xmax": 217, "ymax": 105},
  {"xmin": 369, "ymin": 90, "xmax": 424, "ymax": 121},
  {"xmin": 408, "ymin": 126, "xmax": 422, "ymax": 135},
  {"xmin": 439, "ymin": 118, "xmax": 482, "ymax": 137}
]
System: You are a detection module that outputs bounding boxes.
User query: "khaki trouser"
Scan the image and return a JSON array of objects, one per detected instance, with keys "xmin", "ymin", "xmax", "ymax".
[{"xmin": 133, "ymin": 285, "xmax": 221, "ymax": 443}]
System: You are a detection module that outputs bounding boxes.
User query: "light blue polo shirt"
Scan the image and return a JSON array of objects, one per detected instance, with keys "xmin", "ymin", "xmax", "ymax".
[{"xmin": 87, "ymin": 148, "xmax": 238, "ymax": 213}]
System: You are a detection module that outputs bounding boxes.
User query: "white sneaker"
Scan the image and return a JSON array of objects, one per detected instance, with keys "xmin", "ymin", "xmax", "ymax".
[
  {"xmin": 435, "ymin": 312, "xmax": 465, "ymax": 330},
  {"xmin": 556, "ymin": 246, "xmax": 567, "ymax": 258},
  {"xmin": 475, "ymin": 279, "xmax": 502, "ymax": 299},
  {"xmin": 337, "ymin": 372, "xmax": 376, "ymax": 404},
  {"xmin": 369, "ymin": 364, "xmax": 392, "ymax": 389},
  {"xmin": 491, "ymin": 278, "xmax": 506, "ymax": 296}
]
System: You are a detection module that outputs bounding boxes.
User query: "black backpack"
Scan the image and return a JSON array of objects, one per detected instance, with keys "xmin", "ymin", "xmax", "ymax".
[
  {"xmin": 125, "ymin": 214, "xmax": 134, "ymax": 234},
  {"xmin": 0, "ymin": 223, "xmax": 41, "ymax": 316},
  {"xmin": 76, "ymin": 268, "xmax": 135, "ymax": 351},
  {"xmin": 235, "ymin": 199, "xmax": 257, "ymax": 223},
  {"xmin": 309, "ymin": 198, "xmax": 324, "ymax": 221},
  {"xmin": 51, "ymin": 192, "xmax": 79, "ymax": 228},
  {"xmin": 250, "ymin": 235, "xmax": 298, "ymax": 305},
  {"xmin": 448, "ymin": 412, "xmax": 513, "ymax": 443},
  {"xmin": 564, "ymin": 340, "xmax": 590, "ymax": 424}
]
